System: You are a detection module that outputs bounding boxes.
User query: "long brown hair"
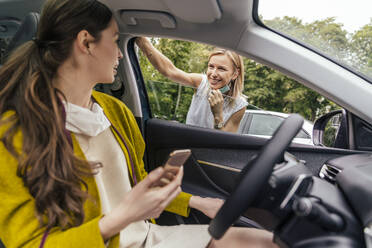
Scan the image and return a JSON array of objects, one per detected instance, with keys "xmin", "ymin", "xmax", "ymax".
[{"xmin": 0, "ymin": 0, "xmax": 112, "ymax": 229}]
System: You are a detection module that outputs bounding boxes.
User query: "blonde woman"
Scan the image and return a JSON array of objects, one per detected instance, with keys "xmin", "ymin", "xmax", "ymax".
[{"xmin": 136, "ymin": 37, "xmax": 247, "ymax": 132}]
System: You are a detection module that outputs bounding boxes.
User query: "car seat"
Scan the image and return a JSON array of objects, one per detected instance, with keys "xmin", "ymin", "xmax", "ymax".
[
  {"xmin": 0, "ymin": 11, "xmax": 39, "ymax": 248},
  {"xmin": 3, "ymin": 12, "xmax": 39, "ymax": 60}
]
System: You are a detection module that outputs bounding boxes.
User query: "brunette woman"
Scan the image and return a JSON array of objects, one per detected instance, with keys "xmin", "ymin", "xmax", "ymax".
[{"xmin": 0, "ymin": 0, "xmax": 276, "ymax": 247}]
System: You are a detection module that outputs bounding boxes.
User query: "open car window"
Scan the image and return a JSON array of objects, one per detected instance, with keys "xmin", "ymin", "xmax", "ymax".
[
  {"xmin": 136, "ymin": 37, "xmax": 342, "ymax": 145},
  {"xmin": 257, "ymin": 0, "xmax": 372, "ymax": 82}
]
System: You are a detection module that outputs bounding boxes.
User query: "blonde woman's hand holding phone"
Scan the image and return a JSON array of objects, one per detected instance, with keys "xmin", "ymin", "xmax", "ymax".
[{"xmin": 208, "ymin": 90, "xmax": 224, "ymax": 129}]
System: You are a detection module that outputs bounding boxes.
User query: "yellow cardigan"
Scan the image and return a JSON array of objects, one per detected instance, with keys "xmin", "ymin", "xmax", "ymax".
[{"xmin": 0, "ymin": 91, "xmax": 191, "ymax": 247}]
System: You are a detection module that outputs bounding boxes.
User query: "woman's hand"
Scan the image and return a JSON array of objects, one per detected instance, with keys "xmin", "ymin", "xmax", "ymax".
[
  {"xmin": 135, "ymin": 37, "xmax": 151, "ymax": 50},
  {"xmin": 189, "ymin": 196, "xmax": 224, "ymax": 219},
  {"xmin": 99, "ymin": 166, "xmax": 183, "ymax": 240},
  {"xmin": 208, "ymin": 90, "xmax": 224, "ymax": 127}
]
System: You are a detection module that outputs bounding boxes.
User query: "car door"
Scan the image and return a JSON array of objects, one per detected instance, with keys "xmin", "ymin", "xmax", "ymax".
[{"xmin": 124, "ymin": 38, "xmax": 365, "ymax": 226}]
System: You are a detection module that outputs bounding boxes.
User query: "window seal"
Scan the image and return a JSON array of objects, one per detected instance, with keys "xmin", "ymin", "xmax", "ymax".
[{"xmin": 127, "ymin": 37, "xmax": 152, "ymax": 121}]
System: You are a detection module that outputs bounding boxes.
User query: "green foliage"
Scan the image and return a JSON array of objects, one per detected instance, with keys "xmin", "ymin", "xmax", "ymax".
[
  {"xmin": 139, "ymin": 16, "xmax": 370, "ymax": 125},
  {"xmin": 265, "ymin": 16, "xmax": 350, "ymax": 62},
  {"xmin": 323, "ymin": 122, "xmax": 338, "ymax": 147},
  {"xmin": 243, "ymin": 58, "xmax": 338, "ymax": 121},
  {"xmin": 139, "ymin": 39, "xmax": 210, "ymax": 123},
  {"xmin": 350, "ymin": 19, "xmax": 372, "ymax": 77}
]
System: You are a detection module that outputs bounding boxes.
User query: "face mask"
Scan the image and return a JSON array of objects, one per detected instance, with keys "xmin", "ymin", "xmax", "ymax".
[{"xmin": 219, "ymin": 84, "xmax": 230, "ymax": 94}]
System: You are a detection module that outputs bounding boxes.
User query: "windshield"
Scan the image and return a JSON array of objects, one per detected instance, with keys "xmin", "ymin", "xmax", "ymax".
[{"xmin": 257, "ymin": 0, "xmax": 372, "ymax": 82}]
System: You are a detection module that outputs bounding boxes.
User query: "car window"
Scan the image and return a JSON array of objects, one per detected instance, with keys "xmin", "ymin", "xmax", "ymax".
[
  {"xmin": 248, "ymin": 113, "xmax": 283, "ymax": 136},
  {"xmin": 136, "ymin": 37, "xmax": 339, "ymax": 142},
  {"xmin": 257, "ymin": 0, "xmax": 372, "ymax": 82},
  {"xmin": 296, "ymin": 129, "xmax": 310, "ymax": 139},
  {"xmin": 245, "ymin": 113, "xmax": 310, "ymax": 139}
]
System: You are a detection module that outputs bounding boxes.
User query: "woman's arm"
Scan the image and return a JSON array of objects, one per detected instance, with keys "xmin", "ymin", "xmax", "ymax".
[
  {"xmin": 0, "ymin": 143, "xmax": 183, "ymax": 246},
  {"xmin": 0, "ymin": 146, "xmax": 105, "ymax": 247},
  {"xmin": 135, "ymin": 37, "xmax": 203, "ymax": 88},
  {"xmin": 189, "ymin": 196, "xmax": 224, "ymax": 219},
  {"xmin": 208, "ymin": 90, "xmax": 246, "ymax": 133},
  {"xmin": 220, "ymin": 107, "xmax": 245, "ymax": 132}
]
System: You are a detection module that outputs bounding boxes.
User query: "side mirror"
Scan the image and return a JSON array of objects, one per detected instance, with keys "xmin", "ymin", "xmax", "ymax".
[{"xmin": 313, "ymin": 109, "xmax": 348, "ymax": 148}]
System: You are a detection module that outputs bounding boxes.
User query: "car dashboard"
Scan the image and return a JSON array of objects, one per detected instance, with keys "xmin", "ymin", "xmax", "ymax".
[{"xmin": 250, "ymin": 152, "xmax": 372, "ymax": 247}]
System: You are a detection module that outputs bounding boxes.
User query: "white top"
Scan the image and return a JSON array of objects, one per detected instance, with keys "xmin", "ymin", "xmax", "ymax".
[
  {"xmin": 63, "ymin": 101, "xmax": 111, "ymax": 136},
  {"xmin": 185, "ymin": 74, "xmax": 248, "ymax": 129},
  {"xmin": 65, "ymin": 101, "xmax": 211, "ymax": 248},
  {"xmin": 75, "ymin": 129, "xmax": 150, "ymax": 248}
]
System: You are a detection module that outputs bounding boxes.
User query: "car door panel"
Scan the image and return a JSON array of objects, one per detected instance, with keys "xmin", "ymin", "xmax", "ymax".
[
  {"xmin": 145, "ymin": 119, "xmax": 262, "ymax": 196},
  {"xmin": 145, "ymin": 118, "xmax": 363, "ymax": 201}
]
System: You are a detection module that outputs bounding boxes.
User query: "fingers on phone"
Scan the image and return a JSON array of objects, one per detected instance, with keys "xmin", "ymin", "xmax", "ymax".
[
  {"xmin": 159, "ymin": 177, "xmax": 171, "ymax": 186},
  {"xmin": 164, "ymin": 165, "xmax": 179, "ymax": 174},
  {"xmin": 146, "ymin": 167, "xmax": 165, "ymax": 187},
  {"xmin": 161, "ymin": 178, "xmax": 182, "ymax": 200}
]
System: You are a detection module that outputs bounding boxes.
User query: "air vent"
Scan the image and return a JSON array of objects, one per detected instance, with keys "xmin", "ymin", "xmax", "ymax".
[{"xmin": 319, "ymin": 164, "xmax": 342, "ymax": 183}]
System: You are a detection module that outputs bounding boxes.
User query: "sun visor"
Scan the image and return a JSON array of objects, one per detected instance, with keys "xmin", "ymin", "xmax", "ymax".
[
  {"xmin": 120, "ymin": 10, "xmax": 176, "ymax": 29},
  {"xmin": 162, "ymin": 0, "xmax": 221, "ymax": 23}
]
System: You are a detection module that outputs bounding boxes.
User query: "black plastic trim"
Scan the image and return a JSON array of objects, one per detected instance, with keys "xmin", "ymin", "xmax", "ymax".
[{"xmin": 352, "ymin": 114, "xmax": 372, "ymax": 151}]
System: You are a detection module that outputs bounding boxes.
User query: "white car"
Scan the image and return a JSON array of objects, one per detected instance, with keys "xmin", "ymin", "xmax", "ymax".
[{"xmin": 238, "ymin": 110, "xmax": 314, "ymax": 145}]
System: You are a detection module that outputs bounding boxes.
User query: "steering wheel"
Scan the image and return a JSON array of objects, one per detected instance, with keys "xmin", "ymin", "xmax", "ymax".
[{"xmin": 209, "ymin": 114, "xmax": 304, "ymax": 239}]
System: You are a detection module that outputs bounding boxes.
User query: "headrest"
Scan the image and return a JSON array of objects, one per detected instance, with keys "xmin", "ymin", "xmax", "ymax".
[{"xmin": 5, "ymin": 12, "xmax": 40, "ymax": 57}]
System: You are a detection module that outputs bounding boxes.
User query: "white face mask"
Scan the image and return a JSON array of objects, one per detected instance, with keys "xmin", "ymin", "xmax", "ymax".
[{"xmin": 63, "ymin": 101, "xmax": 111, "ymax": 136}]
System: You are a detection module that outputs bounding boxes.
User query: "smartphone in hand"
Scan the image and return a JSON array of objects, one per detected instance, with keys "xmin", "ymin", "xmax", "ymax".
[{"xmin": 157, "ymin": 149, "xmax": 191, "ymax": 186}]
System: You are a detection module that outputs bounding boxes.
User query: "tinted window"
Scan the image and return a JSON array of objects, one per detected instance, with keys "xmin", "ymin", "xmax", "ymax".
[
  {"xmin": 248, "ymin": 114, "xmax": 283, "ymax": 136},
  {"xmin": 246, "ymin": 113, "xmax": 310, "ymax": 139},
  {"xmin": 296, "ymin": 129, "xmax": 310, "ymax": 139}
]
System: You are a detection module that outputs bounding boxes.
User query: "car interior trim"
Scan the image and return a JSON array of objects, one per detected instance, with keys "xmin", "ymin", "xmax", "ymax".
[
  {"xmin": 124, "ymin": 37, "xmax": 147, "ymax": 118},
  {"xmin": 197, "ymin": 160, "xmax": 241, "ymax": 173},
  {"xmin": 120, "ymin": 10, "xmax": 177, "ymax": 29},
  {"xmin": 280, "ymin": 174, "xmax": 309, "ymax": 209},
  {"xmin": 364, "ymin": 224, "xmax": 372, "ymax": 248},
  {"xmin": 162, "ymin": 0, "xmax": 221, "ymax": 23},
  {"xmin": 319, "ymin": 163, "xmax": 342, "ymax": 183}
]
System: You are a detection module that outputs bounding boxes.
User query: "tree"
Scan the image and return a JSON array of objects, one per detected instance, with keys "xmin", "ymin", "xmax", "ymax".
[
  {"xmin": 138, "ymin": 38, "xmax": 210, "ymax": 123},
  {"xmin": 243, "ymin": 57, "xmax": 337, "ymax": 121},
  {"xmin": 251, "ymin": 16, "xmax": 349, "ymax": 120},
  {"xmin": 351, "ymin": 19, "xmax": 372, "ymax": 78},
  {"xmin": 139, "ymin": 18, "xmax": 357, "ymax": 124}
]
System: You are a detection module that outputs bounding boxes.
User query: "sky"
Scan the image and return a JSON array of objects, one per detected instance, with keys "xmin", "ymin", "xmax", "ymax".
[{"xmin": 258, "ymin": 0, "xmax": 372, "ymax": 33}]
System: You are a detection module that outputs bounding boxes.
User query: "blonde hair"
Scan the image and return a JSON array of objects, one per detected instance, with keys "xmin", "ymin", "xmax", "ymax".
[{"xmin": 208, "ymin": 49, "xmax": 244, "ymax": 100}]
